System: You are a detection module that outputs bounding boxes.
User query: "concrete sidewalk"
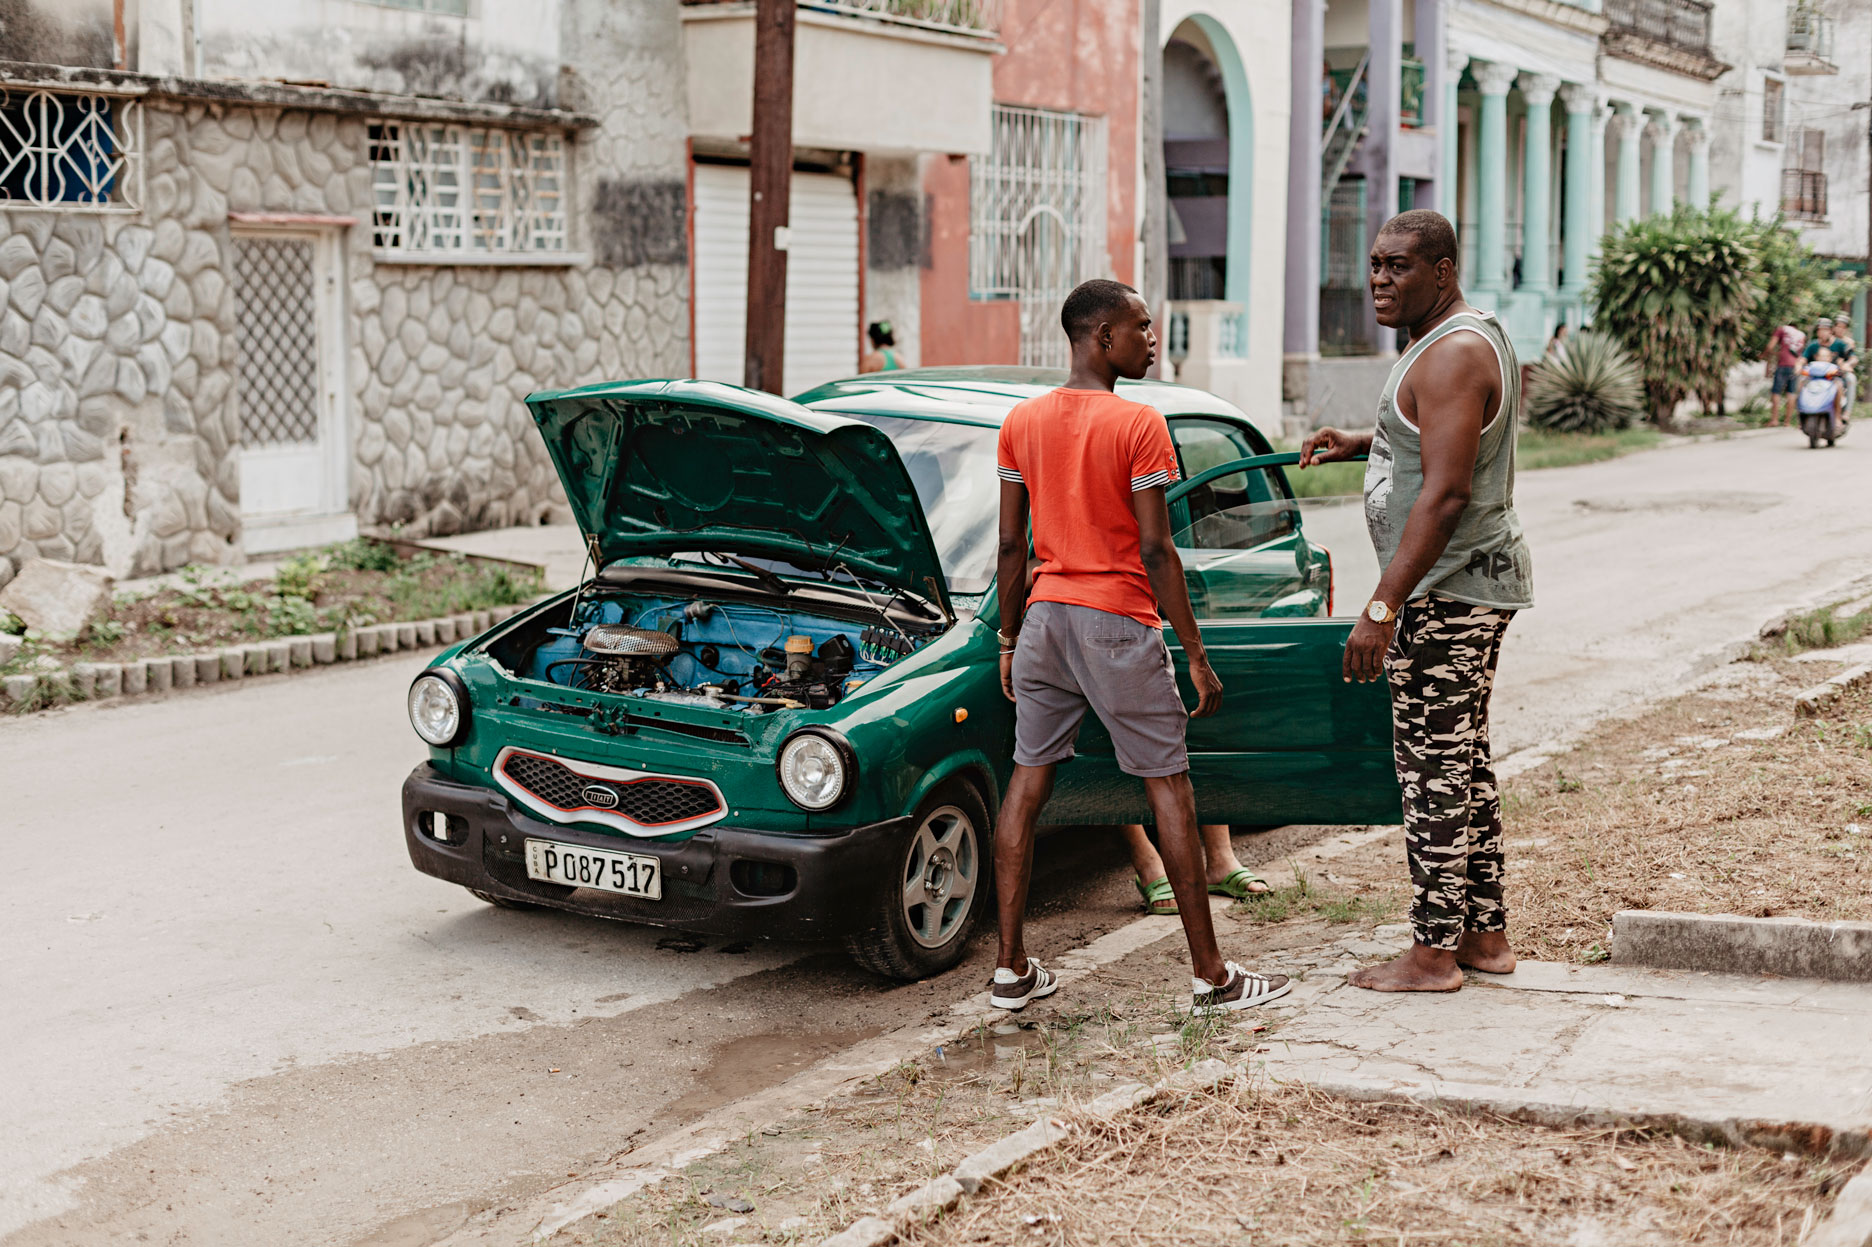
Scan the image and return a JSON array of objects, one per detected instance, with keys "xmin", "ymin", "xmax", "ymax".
[{"xmin": 1257, "ymin": 929, "xmax": 1872, "ymax": 1156}]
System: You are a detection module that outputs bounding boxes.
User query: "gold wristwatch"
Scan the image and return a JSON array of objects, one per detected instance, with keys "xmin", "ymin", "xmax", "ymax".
[{"xmin": 1365, "ymin": 599, "xmax": 1398, "ymax": 625}]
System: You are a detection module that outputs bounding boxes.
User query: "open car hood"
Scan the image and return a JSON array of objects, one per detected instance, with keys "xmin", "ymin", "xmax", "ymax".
[{"xmin": 525, "ymin": 379, "xmax": 951, "ymax": 614}]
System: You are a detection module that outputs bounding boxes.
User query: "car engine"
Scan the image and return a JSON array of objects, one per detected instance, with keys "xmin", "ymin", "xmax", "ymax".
[{"xmin": 516, "ymin": 594, "xmax": 938, "ymax": 714}]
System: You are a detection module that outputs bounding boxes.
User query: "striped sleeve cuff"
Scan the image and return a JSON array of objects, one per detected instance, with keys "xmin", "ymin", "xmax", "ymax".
[
  {"xmin": 1129, "ymin": 469, "xmax": 1172, "ymax": 491},
  {"xmin": 997, "ymin": 465, "xmax": 1025, "ymax": 485}
]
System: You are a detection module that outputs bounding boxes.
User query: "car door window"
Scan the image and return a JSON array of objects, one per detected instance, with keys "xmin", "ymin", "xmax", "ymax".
[{"xmin": 1165, "ymin": 421, "xmax": 1303, "ymax": 618}]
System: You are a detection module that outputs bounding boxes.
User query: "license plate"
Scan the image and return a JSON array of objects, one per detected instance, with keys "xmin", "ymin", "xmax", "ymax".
[{"xmin": 524, "ymin": 839, "xmax": 662, "ymax": 900}]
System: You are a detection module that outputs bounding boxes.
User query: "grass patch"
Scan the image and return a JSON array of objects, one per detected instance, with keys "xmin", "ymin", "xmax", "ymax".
[
  {"xmin": 1780, "ymin": 597, "xmax": 1872, "ymax": 656},
  {"xmin": 1233, "ymin": 870, "xmax": 1401, "ymax": 927},
  {"xmin": 1278, "ymin": 449, "xmax": 1367, "ymax": 499},
  {"xmin": 1276, "ymin": 426, "xmax": 1664, "ymax": 498},
  {"xmin": 1517, "ymin": 425, "xmax": 1662, "ymax": 470}
]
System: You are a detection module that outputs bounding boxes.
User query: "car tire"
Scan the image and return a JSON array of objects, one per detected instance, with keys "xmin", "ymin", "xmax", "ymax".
[
  {"xmin": 843, "ymin": 779, "xmax": 992, "ymax": 982},
  {"xmin": 469, "ymin": 888, "xmax": 541, "ymax": 911}
]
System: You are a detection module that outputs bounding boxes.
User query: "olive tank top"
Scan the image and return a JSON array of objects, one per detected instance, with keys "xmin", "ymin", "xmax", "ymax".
[{"xmin": 1362, "ymin": 310, "xmax": 1534, "ymax": 610}]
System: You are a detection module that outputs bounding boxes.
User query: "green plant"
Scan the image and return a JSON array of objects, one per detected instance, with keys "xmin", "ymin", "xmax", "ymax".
[
  {"xmin": 326, "ymin": 538, "xmax": 404, "ymax": 574},
  {"xmin": 275, "ymin": 552, "xmax": 328, "ymax": 602},
  {"xmin": 1590, "ymin": 206, "xmax": 1761, "ymax": 423},
  {"xmin": 0, "ymin": 611, "xmax": 24, "ymax": 636},
  {"xmin": 1743, "ymin": 214, "xmax": 1867, "ymax": 366},
  {"xmin": 82, "ymin": 618, "xmax": 129, "ymax": 650},
  {"xmin": 1523, "ymin": 331, "xmax": 1645, "ymax": 433}
]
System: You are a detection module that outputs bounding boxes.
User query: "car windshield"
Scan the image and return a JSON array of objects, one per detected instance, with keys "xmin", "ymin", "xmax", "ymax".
[{"xmin": 842, "ymin": 414, "xmax": 999, "ymax": 596}]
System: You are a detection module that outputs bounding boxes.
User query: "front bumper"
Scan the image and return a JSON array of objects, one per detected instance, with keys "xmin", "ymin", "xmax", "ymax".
[{"xmin": 401, "ymin": 764, "xmax": 911, "ymax": 940}]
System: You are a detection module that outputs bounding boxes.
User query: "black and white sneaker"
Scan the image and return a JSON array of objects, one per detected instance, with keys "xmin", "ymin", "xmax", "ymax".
[
  {"xmin": 1191, "ymin": 962, "xmax": 1292, "ymax": 1016},
  {"xmin": 989, "ymin": 958, "xmax": 1059, "ymax": 1011}
]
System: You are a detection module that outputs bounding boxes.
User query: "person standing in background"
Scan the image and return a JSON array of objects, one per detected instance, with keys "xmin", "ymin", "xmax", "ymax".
[
  {"xmin": 859, "ymin": 321, "xmax": 904, "ymax": 373},
  {"xmin": 1764, "ymin": 322, "xmax": 1807, "ymax": 428}
]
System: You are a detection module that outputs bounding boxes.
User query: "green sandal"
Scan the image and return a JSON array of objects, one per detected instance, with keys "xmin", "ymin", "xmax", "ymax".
[
  {"xmin": 1207, "ymin": 868, "xmax": 1271, "ymax": 899},
  {"xmin": 1134, "ymin": 875, "xmax": 1179, "ymax": 916}
]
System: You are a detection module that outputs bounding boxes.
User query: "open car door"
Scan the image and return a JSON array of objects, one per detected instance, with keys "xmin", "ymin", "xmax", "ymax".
[{"xmin": 1044, "ymin": 452, "xmax": 1400, "ymax": 827}]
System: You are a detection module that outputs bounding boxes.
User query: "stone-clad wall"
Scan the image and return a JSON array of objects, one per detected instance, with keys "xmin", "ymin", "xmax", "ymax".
[{"xmin": 0, "ymin": 0, "xmax": 691, "ymax": 590}]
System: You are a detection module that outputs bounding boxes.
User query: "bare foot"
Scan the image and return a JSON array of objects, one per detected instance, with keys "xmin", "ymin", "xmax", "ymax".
[
  {"xmin": 1347, "ymin": 943, "xmax": 1464, "ymax": 993},
  {"xmin": 1456, "ymin": 930, "xmax": 1517, "ymax": 974}
]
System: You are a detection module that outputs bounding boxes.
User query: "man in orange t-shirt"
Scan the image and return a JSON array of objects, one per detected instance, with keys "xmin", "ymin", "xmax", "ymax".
[{"xmin": 986, "ymin": 278, "xmax": 1291, "ymax": 1018}]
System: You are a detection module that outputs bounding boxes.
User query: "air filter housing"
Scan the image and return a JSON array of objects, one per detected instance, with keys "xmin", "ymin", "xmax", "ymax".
[{"xmin": 581, "ymin": 625, "xmax": 680, "ymax": 657}]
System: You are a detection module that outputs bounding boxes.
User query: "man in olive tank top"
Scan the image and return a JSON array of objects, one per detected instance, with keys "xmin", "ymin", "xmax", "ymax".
[{"xmin": 1300, "ymin": 210, "xmax": 1534, "ymax": 993}]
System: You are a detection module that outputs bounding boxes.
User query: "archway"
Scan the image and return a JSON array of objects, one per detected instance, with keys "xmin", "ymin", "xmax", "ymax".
[{"xmin": 1163, "ymin": 14, "xmax": 1253, "ymax": 309}]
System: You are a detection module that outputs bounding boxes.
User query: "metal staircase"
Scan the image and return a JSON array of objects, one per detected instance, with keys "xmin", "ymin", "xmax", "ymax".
[{"xmin": 1321, "ymin": 52, "xmax": 1370, "ymax": 200}]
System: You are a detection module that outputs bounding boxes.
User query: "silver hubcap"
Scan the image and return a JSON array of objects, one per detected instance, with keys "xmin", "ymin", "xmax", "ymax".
[{"xmin": 901, "ymin": 804, "xmax": 978, "ymax": 949}]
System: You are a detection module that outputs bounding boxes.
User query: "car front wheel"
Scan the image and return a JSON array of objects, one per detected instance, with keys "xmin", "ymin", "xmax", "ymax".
[{"xmin": 843, "ymin": 780, "xmax": 990, "ymax": 981}]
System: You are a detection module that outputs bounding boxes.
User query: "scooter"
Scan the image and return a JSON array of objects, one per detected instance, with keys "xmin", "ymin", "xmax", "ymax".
[
  {"xmin": 1799, "ymin": 375, "xmax": 1851, "ymax": 448},
  {"xmin": 1801, "ymin": 404, "xmax": 1848, "ymax": 448}
]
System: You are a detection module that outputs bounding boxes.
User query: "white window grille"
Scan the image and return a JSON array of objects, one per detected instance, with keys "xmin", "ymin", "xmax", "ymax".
[
  {"xmin": 969, "ymin": 104, "xmax": 1107, "ymax": 368},
  {"xmin": 0, "ymin": 88, "xmax": 141, "ymax": 212},
  {"xmin": 369, "ymin": 122, "xmax": 569, "ymax": 259}
]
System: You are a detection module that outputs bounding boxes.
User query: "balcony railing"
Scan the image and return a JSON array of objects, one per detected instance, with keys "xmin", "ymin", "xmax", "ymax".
[
  {"xmin": 1604, "ymin": 0, "xmax": 1713, "ymax": 53},
  {"xmin": 1785, "ymin": 6, "xmax": 1836, "ymax": 70},
  {"xmin": 681, "ymin": 0, "xmax": 1002, "ymax": 38},
  {"xmin": 1782, "ymin": 168, "xmax": 1827, "ymax": 221}
]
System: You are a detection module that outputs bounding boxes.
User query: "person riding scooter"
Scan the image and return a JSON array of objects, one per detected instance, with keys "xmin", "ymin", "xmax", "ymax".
[{"xmin": 1796, "ymin": 348, "xmax": 1849, "ymax": 448}]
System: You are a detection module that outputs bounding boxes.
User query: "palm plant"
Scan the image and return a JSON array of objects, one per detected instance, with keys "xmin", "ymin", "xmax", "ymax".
[
  {"xmin": 1524, "ymin": 331, "xmax": 1644, "ymax": 433},
  {"xmin": 1588, "ymin": 206, "xmax": 1760, "ymax": 424}
]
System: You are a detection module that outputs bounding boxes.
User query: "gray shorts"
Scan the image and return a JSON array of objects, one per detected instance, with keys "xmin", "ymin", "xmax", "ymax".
[{"xmin": 1011, "ymin": 601, "xmax": 1189, "ymax": 778}]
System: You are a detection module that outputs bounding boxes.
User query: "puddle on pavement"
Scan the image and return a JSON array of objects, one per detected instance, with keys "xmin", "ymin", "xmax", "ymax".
[{"xmin": 653, "ymin": 1027, "xmax": 885, "ymax": 1125}]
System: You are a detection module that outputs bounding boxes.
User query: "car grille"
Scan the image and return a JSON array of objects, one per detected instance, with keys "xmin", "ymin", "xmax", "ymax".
[{"xmin": 500, "ymin": 752, "xmax": 723, "ymax": 826}]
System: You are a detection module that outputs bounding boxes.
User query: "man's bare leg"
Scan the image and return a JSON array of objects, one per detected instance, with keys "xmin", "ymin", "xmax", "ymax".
[
  {"xmin": 1456, "ymin": 929, "xmax": 1516, "ymax": 973},
  {"xmin": 994, "ymin": 762, "xmax": 1056, "ymax": 972},
  {"xmin": 1121, "ymin": 822, "xmax": 1256, "ymax": 888},
  {"xmin": 1348, "ymin": 943, "xmax": 1465, "ymax": 991},
  {"xmin": 1118, "ymin": 824, "xmax": 1165, "ymax": 882},
  {"xmin": 1142, "ymin": 773, "xmax": 1227, "ymax": 985}
]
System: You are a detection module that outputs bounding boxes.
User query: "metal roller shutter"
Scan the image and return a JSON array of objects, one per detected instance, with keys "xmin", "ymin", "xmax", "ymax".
[{"xmin": 692, "ymin": 163, "xmax": 860, "ymax": 395}]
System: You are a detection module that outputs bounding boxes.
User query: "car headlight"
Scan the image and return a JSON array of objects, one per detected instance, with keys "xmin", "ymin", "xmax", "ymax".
[
  {"xmin": 777, "ymin": 731, "xmax": 854, "ymax": 811},
  {"xmin": 408, "ymin": 670, "xmax": 469, "ymax": 747}
]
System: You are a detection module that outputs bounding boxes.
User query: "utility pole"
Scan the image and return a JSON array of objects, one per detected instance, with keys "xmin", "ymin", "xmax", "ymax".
[{"xmin": 745, "ymin": 0, "xmax": 795, "ymax": 394}]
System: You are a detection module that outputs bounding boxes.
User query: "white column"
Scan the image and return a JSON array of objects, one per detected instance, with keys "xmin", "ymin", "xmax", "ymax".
[
  {"xmin": 1646, "ymin": 112, "xmax": 1677, "ymax": 215},
  {"xmin": 1471, "ymin": 59, "xmax": 1519, "ymax": 294},
  {"xmin": 1517, "ymin": 73, "xmax": 1560, "ymax": 295},
  {"xmin": 1445, "ymin": 46, "xmax": 1468, "ymax": 219},
  {"xmin": 1558, "ymin": 83, "xmax": 1595, "ymax": 299},
  {"xmin": 1612, "ymin": 106, "xmax": 1644, "ymax": 223},
  {"xmin": 1685, "ymin": 119, "xmax": 1711, "ymax": 207},
  {"xmin": 1590, "ymin": 101, "xmax": 1610, "ymax": 246}
]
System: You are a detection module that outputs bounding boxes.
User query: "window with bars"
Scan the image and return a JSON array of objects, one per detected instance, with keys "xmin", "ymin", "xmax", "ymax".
[
  {"xmin": 969, "ymin": 104, "xmax": 1107, "ymax": 368},
  {"xmin": 1762, "ymin": 77, "xmax": 1784, "ymax": 143},
  {"xmin": 368, "ymin": 122, "xmax": 569, "ymax": 259},
  {"xmin": 0, "ymin": 88, "xmax": 141, "ymax": 211}
]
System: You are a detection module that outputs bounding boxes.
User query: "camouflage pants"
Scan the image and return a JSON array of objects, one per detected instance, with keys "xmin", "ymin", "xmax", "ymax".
[{"xmin": 1385, "ymin": 595, "xmax": 1515, "ymax": 951}]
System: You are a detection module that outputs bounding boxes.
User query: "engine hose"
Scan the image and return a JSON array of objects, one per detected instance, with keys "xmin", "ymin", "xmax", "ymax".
[{"xmin": 714, "ymin": 691, "xmax": 806, "ymax": 710}]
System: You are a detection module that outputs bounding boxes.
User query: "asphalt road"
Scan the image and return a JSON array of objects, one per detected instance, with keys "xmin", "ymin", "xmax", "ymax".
[{"xmin": 4, "ymin": 428, "xmax": 1868, "ymax": 1245}]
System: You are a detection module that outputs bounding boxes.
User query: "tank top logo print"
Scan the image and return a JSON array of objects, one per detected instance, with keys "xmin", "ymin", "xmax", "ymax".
[{"xmin": 1363, "ymin": 405, "xmax": 1397, "ymax": 552}]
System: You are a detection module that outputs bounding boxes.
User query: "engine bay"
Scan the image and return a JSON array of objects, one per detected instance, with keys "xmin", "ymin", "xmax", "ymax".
[{"xmin": 508, "ymin": 591, "xmax": 940, "ymax": 714}]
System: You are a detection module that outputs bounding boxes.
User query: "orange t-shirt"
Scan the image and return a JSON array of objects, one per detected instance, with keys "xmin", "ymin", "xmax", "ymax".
[{"xmin": 996, "ymin": 389, "xmax": 1181, "ymax": 627}]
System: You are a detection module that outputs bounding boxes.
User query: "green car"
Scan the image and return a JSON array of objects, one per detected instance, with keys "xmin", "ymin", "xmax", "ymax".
[{"xmin": 401, "ymin": 368, "xmax": 1398, "ymax": 980}]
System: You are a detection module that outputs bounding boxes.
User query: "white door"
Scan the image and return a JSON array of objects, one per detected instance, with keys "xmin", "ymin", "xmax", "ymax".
[
  {"xmin": 692, "ymin": 163, "xmax": 860, "ymax": 395},
  {"xmin": 232, "ymin": 229, "xmax": 355, "ymax": 553}
]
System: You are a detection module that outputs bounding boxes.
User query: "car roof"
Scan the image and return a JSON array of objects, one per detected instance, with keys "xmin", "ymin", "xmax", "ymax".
[{"xmin": 792, "ymin": 366, "xmax": 1260, "ymax": 430}]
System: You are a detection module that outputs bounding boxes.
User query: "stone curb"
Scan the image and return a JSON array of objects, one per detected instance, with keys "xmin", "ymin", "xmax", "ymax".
[
  {"xmin": 1811, "ymin": 1163, "xmax": 1872, "ymax": 1247},
  {"xmin": 1612, "ymin": 910, "xmax": 1872, "ymax": 983},
  {"xmin": 1281, "ymin": 1068, "xmax": 1872, "ymax": 1160},
  {"xmin": 0, "ymin": 600, "xmax": 542, "ymax": 713},
  {"xmin": 813, "ymin": 1060, "xmax": 1237, "ymax": 1247},
  {"xmin": 1796, "ymin": 664, "xmax": 1872, "ymax": 717}
]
